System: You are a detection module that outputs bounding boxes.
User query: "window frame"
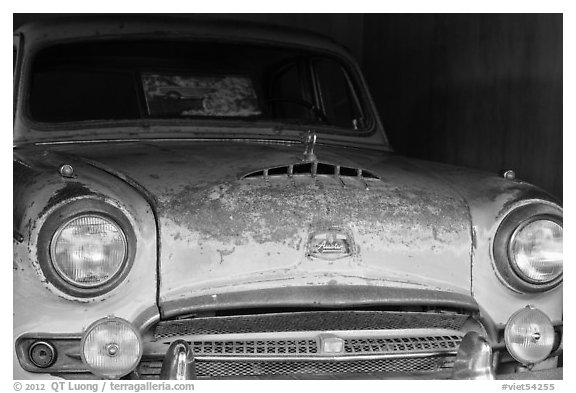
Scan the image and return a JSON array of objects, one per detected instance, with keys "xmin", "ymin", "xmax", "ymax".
[
  {"xmin": 20, "ymin": 38, "xmax": 381, "ymax": 141},
  {"xmin": 267, "ymin": 55, "xmax": 369, "ymax": 130},
  {"xmin": 14, "ymin": 33, "xmax": 23, "ymax": 121},
  {"xmin": 309, "ymin": 56, "xmax": 366, "ymax": 130}
]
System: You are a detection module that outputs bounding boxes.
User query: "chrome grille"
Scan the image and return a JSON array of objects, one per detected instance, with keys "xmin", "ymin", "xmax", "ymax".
[
  {"xmin": 154, "ymin": 311, "xmax": 468, "ymax": 339},
  {"xmin": 181, "ymin": 335, "xmax": 460, "ymax": 357},
  {"xmin": 137, "ymin": 356, "xmax": 453, "ymax": 379},
  {"xmin": 142, "ymin": 311, "xmax": 470, "ymax": 379}
]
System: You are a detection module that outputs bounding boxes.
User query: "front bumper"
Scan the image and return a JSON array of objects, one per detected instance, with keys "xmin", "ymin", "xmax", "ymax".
[{"xmin": 14, "ymin": 310, "xmax": 563, "ymax": 380}]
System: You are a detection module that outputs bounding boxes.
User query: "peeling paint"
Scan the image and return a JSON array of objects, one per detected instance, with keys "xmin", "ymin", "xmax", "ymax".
[
  {"xmin": 161, "ymin": 179, "xmax": 468, "ymax": 249},
  {"xmin": 216, "ymin": 247, "xmax": 236, "ymax": 264},
  {"xmin": 42, "ymin": 182, "xmax": 94, "ymax": 216}
]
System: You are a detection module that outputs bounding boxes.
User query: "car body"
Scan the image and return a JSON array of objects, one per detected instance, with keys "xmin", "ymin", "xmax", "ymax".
[{"xmin": 13, "ymin": 16, "xmax": 562, "ymax": 380}]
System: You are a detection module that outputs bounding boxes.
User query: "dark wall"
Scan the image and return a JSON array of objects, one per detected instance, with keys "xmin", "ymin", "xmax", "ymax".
[
  {"xmin": 363, "ymin": 14, "xmax": 562, "ymax": 200},
  {"xmin": 14, "ymin": 14, "xmax": 562, "ymax": 199}
]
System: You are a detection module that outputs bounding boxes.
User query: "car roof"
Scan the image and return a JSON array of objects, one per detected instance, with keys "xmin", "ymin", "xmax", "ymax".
[{"xmin": 15, "ymin": 15, "xmax": 351, "ymax": 57}]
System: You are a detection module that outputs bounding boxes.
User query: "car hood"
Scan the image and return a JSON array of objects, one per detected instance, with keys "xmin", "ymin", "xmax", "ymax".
[{"xmin": 46, "ymin": 140, "xmax": 473, "ymax": 313}]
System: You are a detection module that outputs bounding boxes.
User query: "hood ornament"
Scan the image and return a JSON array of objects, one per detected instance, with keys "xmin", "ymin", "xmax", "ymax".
[{"xmin": 302, "ymin": 130, "xmax": 317, "ymax": 162}]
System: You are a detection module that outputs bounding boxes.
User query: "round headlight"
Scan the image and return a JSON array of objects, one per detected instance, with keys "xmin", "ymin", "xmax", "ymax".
[
  {"xmin": 510, "ymin": 219, "xmax": 562, "ymax": 284},
  {"xmin": 505, "ymin": 306, "xmax": 555, "ymax": 365},
  {"xmin": 81, "ymin": 317, "xmax": 142, "ymax": 379},
  {"xmin": 493, "ymin": 203, "xmax": 563, "ymax": 293},
  {"xmin": 50, "ymin": 214, "xmax": 127, "ymax": 288}
]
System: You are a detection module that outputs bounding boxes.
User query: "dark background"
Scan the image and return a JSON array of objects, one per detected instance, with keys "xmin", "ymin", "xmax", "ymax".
[{"xmin": 14, "ymin": 14, "xmax": 563, "ymax": 200}]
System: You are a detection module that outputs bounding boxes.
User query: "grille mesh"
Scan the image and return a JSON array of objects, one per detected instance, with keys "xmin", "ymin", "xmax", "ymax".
[
  {"xmin": 344, "ymin": 336, "xmax": 461, "ymax": 354},
  {"xmin": 154, "ymin": 311, "xmax": 468, "ymax": 339},
  {"xmin": 137, "ymin": 356, "xmax": 452, "ymax": 378},
  {"xmin": 191, "ymin": 339, "xmax": 318, "ymax": 355}
]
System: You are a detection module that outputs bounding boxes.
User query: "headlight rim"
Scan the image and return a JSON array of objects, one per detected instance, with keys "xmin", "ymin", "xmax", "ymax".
[
  {"xmin": 37, "ymin": 198, "xmax": 136, "ymax": 298},
  {"xmin": 507, "ymin": 214, "xmax": 563, "ymax": 285},
  {"xmin": 493, "ymin": 202, "xmax": 563, "ymax": 293},
  {"xmin": 49, "ymin": 212, "xmax": 129, "ymax": 289}
]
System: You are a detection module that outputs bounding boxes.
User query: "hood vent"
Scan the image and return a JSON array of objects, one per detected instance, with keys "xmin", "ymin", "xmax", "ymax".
[{"xmin": 241, "ymin": 162, "xmax": 380, "ymax": 180}]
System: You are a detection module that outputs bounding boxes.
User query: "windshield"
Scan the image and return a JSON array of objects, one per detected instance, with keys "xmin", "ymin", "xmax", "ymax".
[{"xmin": 29, "ymin": 40, "xmax": 368, "ymax": 131}]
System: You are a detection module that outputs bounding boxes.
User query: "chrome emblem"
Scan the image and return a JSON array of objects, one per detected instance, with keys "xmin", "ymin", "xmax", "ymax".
[
  {"xmin": 318, "ymin": 334, "xmax": 345, "ymax": 355},
  {"xmin": 307, "ymin": 227, "xmax": 354, "ymax": 260}
]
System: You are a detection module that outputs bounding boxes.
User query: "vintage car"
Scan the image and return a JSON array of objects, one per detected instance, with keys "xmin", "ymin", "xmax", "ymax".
[{"xmin": 13, "ymin": 16, "xmax": 562, "ymax": 380}]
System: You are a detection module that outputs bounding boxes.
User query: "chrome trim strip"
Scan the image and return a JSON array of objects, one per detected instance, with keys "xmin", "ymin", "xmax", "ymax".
[
  {"xmin": 193, "ymin": 352, "xmax": 457, "ymax": 362},
  {"xmin": 155, "ymin": 328, "xmax": 462, "ymax": 342},
  {"xmin": 30, "ymin": 138, "xmax": 301, "ymax": 146}
]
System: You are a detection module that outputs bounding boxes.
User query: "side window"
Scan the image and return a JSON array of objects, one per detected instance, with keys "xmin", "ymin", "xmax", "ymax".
[{"xmin": 314, "ymin": 59, "xmax": 364, "ymax": 130}]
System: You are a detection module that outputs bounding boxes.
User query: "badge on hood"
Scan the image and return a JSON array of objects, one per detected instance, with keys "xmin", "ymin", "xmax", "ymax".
[{"xmin": 306, "ymin": 227, "xmax": 355, "ymax": 260}]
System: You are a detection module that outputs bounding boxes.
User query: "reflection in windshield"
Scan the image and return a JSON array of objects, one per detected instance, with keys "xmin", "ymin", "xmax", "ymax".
[{"xmin": 142, "ymin": 74, "xmax": 262, "ymax": 118}]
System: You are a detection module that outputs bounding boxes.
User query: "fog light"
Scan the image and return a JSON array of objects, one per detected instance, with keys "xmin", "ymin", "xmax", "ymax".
[
  {"xmin": 29, "ymin": 341, "xmax": 56, "ymax": 368},
  {"xmin": 505, "ymin": 306, "xmax": 554, "ymax": 365},
  {"xmin": 81, "ymin": 317, "xmax": 142, "ymax": 379}
]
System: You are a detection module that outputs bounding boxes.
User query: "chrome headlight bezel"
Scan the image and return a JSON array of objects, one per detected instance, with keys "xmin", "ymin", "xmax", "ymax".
[
  {"xmin": 37, "ymin": 198, "xmax": 136, "ymax": 298},
  {"xmin": 493, "ymin": 202, "xmax": 563, "ymax": 293}
]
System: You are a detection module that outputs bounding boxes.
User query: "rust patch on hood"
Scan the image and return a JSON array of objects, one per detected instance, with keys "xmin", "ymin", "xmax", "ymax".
[{"xmin": 160, "ymin": 178, "xmax": 469, "ymax": 251}]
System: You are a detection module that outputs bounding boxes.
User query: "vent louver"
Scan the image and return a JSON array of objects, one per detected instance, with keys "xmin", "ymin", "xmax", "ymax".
[{"xmin": 241, "ymin": 162, "xmax": 380, "ymax": 180}]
